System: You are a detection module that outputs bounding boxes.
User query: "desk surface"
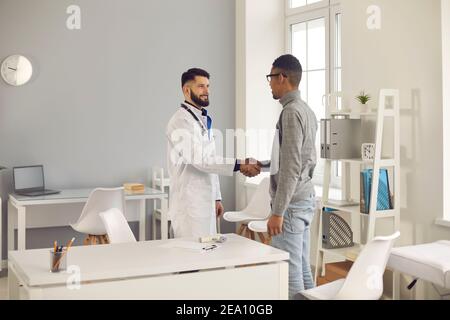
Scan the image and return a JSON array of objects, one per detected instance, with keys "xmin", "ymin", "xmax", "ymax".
[
  {"xmin": 10, "ymin": 187, "xmax": 166, "ymax": 205},
  {"xmin": 9, "ymin": 234, "xmax": 289, "ymax": 287}
]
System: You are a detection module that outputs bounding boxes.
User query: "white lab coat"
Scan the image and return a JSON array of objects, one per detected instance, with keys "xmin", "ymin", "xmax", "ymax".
[{"xmin": 166, "ymin": 103, "xmax": 235, "ymax": 238}]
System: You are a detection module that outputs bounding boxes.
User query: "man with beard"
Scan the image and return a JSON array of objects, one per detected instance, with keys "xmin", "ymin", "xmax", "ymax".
[{"xmin": 166, "ymin": 68, "xmax": 260, "ymax": 238}]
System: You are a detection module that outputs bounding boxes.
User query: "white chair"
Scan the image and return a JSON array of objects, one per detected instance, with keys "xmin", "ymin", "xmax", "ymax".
[
  {"xmin": 248, "ymin": 219, "xmax": 270, "ymax": 244},
  {"xmin": 71, "ymin": 187, "xmax": 125, "ymax": 245},
  {"xmin": 299, "ymin": 231, "xmax": 400, "ymax": 300},
  {"xmin": 100, "ymin": 208, "xmax": 136, "ymax": 244},
  {"xmin": 223, "ymin": 177, "xmax": 271, "ymax": 240},
  {"xmin": 152, "ymin": 167, "xmax": 171, "ymax": 239},
  {"xmin": 152, "ymin": 167, "xmax": 222, "ymax": 238}
]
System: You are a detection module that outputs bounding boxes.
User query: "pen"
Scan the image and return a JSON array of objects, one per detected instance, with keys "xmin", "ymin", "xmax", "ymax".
[{"xmin": 53, "ymin": 241, "xmax": 57, "ymax": 253}]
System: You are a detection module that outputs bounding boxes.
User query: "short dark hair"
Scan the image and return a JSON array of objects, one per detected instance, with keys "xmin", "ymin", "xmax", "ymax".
[
  {"xmin": 181, "ymin": 68, "xmax": 210, "ymax": 88},
  {"xmin": 272, "ymin": 54, "xmax": 303, "ymax": 87}
]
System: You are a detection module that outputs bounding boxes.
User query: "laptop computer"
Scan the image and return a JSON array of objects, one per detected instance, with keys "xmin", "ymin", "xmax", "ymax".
[{"xmin": 13, "ymin": 165, "xmax": 60, "ymax": 197}]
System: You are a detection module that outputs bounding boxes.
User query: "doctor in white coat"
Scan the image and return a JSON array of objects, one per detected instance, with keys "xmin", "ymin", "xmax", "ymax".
[{"xmin": 166, "ymin": 68, "xmax": 260, "ymax": 238}]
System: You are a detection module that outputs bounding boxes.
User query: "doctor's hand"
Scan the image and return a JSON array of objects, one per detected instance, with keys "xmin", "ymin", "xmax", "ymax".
[
  {"xmin": 267, "ymin": 215, "xmax": 284, "ymax": 236},
  {"xmin": 240, "ymin": 158, "xmax": 262, "ymax": 177},
  {"xmin": 215, "ymin": 200, "xmax": 224, "ymax": 218}
]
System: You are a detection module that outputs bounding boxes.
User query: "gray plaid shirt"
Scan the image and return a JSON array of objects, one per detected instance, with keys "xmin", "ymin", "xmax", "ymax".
[{"xmin": 270, "ymin": 90, "xmax": 318, "ymax": 216}]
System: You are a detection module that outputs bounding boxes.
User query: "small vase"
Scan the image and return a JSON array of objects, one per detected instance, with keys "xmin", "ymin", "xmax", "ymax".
[{"xmin": 359, "ymin": 103, "xmax": 369, "ymax": 113}]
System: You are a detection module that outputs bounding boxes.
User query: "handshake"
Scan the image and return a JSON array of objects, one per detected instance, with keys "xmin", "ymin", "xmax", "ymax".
[{"xmin": 238, "ymin": 158, "xmax": 263, "ymax": 178}]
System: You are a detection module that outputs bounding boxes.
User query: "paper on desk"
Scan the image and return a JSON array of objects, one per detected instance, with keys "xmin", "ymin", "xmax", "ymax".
[{"xmin": 160, "ymin": 241, "xmax": 206, "ymax": 251}]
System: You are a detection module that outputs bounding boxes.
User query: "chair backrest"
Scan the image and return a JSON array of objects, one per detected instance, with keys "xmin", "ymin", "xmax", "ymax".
[
  {"xmin": 243, "ymin": 177, "xmax": 271, "ymax": 219},
  {"xmin": 72, "ymin": 187, "xmax": 125, "ymax": 235},
  {"xmin": 152, "ymin": 166, "xmax": 170, "ymax": 192},
  {"xmin": 100, "ymin": 208, "xmax": 136, "ymax": 243},
  {"xmin": 334, "ymin": 231, "xmax": 400, "ymax": 300}
]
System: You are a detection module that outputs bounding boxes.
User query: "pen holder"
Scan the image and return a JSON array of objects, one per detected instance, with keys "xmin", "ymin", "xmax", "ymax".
[{"xmin": 50, "ymin": 249, "xmax": 67, "ymax": 273}]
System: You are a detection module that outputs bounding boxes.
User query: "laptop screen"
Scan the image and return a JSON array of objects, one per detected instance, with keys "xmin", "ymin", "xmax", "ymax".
[{"xmin": 14, "ymin": 166, "xmax": 45, "ymax": 191}]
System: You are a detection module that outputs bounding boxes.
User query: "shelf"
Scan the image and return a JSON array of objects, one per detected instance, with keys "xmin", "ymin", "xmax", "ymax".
[
  {"xmin": 329, "ymin": 111, "xmax": 376, "ymax": 117},
  {"xmin": 329, "ymin": 110, "xmax": 394, "ymax": 117},
  {"xmin": 321, "ymin": 203, "xmax": 361, "ymax": 215},
  {"xmin": 320, "ymin": 201, "xmax": 398, "ymax": 219},
  {"xmin": 319, "ymin": 243, "xmax": 364, "ymax": 262},
  {"xmin": 323, "ymin": 158, "xmax": 396, "ymax": 167},
  {"xmin": 318, "ymin": 90, "xmax": 400, "ymax": 293}
]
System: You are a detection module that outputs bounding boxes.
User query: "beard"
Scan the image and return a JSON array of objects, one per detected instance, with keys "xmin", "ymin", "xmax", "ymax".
[{"xmin": 191, "ymin": 91, "xmax": 210, "ymax": 107}]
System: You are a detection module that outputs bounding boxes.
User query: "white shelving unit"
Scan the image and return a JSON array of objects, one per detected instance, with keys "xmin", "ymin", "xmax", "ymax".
[{"xmin": 315, "ymin": 89, "xmax": 401, "ymax": 281}]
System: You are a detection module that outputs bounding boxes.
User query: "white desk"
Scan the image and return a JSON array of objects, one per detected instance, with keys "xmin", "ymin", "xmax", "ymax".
[
  {"xmin": 8, "ymin": 234, "xmax": 289, "ymax": 300},
  {"xmin": 8, "ymin": 187, "xmax": 168, "ymax": 252}
]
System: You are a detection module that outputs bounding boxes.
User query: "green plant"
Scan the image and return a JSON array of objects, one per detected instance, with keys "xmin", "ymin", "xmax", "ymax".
[{"xmin": 356, "ymin": 91, "xmax": 371, "ymax": 105}]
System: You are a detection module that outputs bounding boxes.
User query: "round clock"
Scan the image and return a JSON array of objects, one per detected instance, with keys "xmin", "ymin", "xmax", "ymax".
[{"xmin": 1, "ymin": 55, "xmax": 33, "ymax": 86}]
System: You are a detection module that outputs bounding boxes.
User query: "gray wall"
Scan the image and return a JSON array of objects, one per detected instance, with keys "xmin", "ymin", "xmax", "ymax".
[{"xmin": 0, "ymin": 0, "xmax": 236, "ymax": 259}]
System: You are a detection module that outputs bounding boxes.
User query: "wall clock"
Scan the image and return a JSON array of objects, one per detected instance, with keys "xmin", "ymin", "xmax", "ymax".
[{"xmin": 1, "ymin": 55, "xmax": 33, "ymax": 86}]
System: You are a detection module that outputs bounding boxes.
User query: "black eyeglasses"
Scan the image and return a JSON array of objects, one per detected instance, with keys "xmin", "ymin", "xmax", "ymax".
[{"xmin": 266, "ymin": 73, "xmax": 287, "ymax": 82}]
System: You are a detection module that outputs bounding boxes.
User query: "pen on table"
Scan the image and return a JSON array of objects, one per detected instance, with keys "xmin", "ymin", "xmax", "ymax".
[{"xmin": 203, "ymin": 244, "xmax": 217, "ymax": 251}]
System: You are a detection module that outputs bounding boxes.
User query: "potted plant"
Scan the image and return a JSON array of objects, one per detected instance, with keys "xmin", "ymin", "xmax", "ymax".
[{"xmin": 355, "ymin": 91, "xmax": 371, "ymax": 113}]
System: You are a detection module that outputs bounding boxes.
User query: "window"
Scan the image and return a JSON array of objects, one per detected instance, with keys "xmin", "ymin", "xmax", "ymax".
[
  {"xmin": 290, "ymin": 0, "xmax": 323, "ymax": 9},
  {"xmin": 286, "ymin": 0, "xmax": 342, "ymax": 191}
]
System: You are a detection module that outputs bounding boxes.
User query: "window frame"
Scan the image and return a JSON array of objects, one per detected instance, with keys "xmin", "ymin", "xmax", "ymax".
[
  {"xmin": 286, "ymin": 0, "xmax": 330, "ymax": 17},
  {"xmin": 285, "ymin": 1, "xmax": 342, "ymax": 190}
]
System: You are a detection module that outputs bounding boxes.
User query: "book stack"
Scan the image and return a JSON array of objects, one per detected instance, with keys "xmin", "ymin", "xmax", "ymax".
[
  {"xmin": 360, "ymin": 169, "xmax": 393, "ymax": 214},
  {"xmin": 123, "ymin": 183, "xmax": 145, "ymax": 194}
]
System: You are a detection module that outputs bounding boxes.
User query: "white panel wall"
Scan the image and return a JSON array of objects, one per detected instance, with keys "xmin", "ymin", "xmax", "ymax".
[
  {"xmin": 442, "ymin": 0, "xmax": 450, "ymax": 220},
  {"xmin": 236, "ymin": 0, "xmax": 284, "ymax": 211},
  {"xmin": 341, "ymin": 0, "xmax": 449, "ymax": 299}
]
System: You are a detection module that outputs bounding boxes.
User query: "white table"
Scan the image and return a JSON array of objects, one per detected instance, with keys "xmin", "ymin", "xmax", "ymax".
[
  {"xmin": 8, "ymin": 234, "xmax": 289, "ymax": 300},
  {"xmin": 8, "ymin": 187, "xmax": 168, "ymax": 252}
]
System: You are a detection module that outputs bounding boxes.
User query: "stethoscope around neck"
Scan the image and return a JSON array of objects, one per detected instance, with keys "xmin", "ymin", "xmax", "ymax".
[{"xmin": 180, "ymin": 104, "xmax": 210, "ymax": 139}]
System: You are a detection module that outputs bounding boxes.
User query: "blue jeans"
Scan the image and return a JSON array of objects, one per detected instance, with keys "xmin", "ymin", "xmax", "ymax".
[{"xmin": 271, "ymin": 195, "xmax": 316, "ymax": 299}]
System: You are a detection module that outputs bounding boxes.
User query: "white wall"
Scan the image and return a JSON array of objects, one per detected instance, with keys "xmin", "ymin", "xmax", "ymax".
[
  {"xmin": 235, "ymin": 0, "xmax": 284, "ymax": 210},
  {"xmin": 443, "ymin": 0, "xmax": 450, "ymax": 220},
  {"xmin": 0, "ymin": 0, "xmax": 236, "ymax": 257},
  {"xmin": 239, "ymin": 0, "xmax": 450, "ymax": 299},
  {"xmin": 341, "ymin": 0, "xmax": 449, "ymax": 298}
]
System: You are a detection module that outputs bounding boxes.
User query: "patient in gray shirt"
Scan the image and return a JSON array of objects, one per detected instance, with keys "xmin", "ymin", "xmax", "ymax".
[
  {"xmin": 264, "ymin": 54, "xmax": 318, "ymax": 299},
  {"xmin": 269, "ymin": 90, "xmax": 317, "ymax": 215}
]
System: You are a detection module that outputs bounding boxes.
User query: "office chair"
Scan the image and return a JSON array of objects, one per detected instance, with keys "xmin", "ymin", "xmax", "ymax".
[
  {"xmin": 248, "ymin": 219, "xmax": 271, "ymax": 244},
  {"xmin": 100, "ymin": 208, "xmax": 136, "ymax": 244},
  {"xmin": 299, "ymin": 231, "xmax": 400, "ymax": 300},
  {"xmin": 151, "ymin": 166, "xmax": 172, "ymax": 239},
  {"xmin": 223, "ymin": 177, "xmax": 271, "ymax": 240},
  {"xmin": 71, "ymin": 187, "xmax": 125, "ymax": 245}
]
